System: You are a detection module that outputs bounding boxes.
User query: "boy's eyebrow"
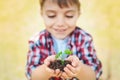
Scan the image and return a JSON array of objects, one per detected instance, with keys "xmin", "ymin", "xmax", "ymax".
[
  {"xmin": 45, "ymin": 10, "xmax": 76, "ymax": 13},
  {"xmin": 46, "ymin": 10, "xmax": 56, "ymax": 13},
  {"xmin": 65, "ymin": 10, "xmax": 76, "ymax": 13}
]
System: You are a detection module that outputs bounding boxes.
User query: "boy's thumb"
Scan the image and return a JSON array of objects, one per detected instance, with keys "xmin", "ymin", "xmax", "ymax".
[{"xmin": 72, "ymin": 62, "xmax": 76, "ymax": 67}]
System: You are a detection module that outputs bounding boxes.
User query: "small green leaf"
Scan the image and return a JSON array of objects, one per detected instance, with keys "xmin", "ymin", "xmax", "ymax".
[
  {"xmin": 55, "ymin": 51, "xmax": 62, "ymax": 59},
  {"xmin": 61, "ymin": 60, "xmax": 64, "ymax": 65},
  {"xmin": 64, "ymin": 49, "xmax": 72, "ymax": 55}
]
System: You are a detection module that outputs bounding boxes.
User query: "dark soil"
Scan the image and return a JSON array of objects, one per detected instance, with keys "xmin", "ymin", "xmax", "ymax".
[{"xmin": 49, "ymin": 60, "xmax": 71, "ymax": 71}]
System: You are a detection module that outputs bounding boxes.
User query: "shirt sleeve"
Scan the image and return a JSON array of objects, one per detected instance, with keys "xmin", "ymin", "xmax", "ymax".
[
  {"xmin": 80, "ymin": 36, "xmax": 102, "ymax": 80},
  {"xmin": 25, "ymin": 40, "xmax": 41, "ymax": 80}
]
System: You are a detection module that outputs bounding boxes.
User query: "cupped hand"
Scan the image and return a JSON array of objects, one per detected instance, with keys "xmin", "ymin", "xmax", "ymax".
[
  {"xmin": 44, "ymin": 55, "xmax": 62, "ymax": 78},
  {"xmin": 61, "ymin": 55, "xmax": 82, "ymax": 79}
]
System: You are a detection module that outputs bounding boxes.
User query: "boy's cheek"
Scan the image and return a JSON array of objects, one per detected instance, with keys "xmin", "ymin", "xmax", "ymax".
[
  {"xmin": 66, "ymin": 20, "xmax": 77, "ymax": 27},
  {"xmin": 44, "ymin": 20, "xmax": 53, "ymax": 26},
  {"xmin": 43, "ymin": 16, "xmax": 55, "ymax": 26}
]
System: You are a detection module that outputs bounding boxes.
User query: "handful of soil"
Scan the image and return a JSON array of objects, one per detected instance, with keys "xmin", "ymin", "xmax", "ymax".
[
  {"xmin": 49, "ymin": 60, "xmax": 71, "ymax": 71},
  {"xmin": 48, "ymin": 60, "xmax": 79, "ymax": 80}
]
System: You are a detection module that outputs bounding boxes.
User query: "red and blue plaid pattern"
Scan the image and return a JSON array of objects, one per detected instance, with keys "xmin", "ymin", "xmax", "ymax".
[{"xmin": 26, "ymin": 27, "xmax": 102, "ymax": 80}]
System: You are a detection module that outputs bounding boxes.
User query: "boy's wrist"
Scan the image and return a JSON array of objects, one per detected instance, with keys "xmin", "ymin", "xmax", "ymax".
[
  {"xmin": 31, "ymin": 64, "xmax": 51, "ymax": 80},
  {"xmin": 75, "ymin": 61, "xmax": 83, "ymax": 79},
  {"xmin": 43, "ymin": 64, "xmax": 55, "ymax": 78}
]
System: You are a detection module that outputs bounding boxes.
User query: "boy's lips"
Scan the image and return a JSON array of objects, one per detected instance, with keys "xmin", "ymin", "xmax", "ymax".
[{"xmin": 54, "ymin": 29, "xmax": 67, "ymax": 33}]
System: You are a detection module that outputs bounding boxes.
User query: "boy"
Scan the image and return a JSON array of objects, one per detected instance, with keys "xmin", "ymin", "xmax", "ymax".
[{"xmin": 26, "ymin": 0, "xmax": 102, "ymax": 80}]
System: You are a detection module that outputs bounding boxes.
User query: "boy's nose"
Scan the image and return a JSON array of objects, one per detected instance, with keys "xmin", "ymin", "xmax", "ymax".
[{"xmin": 56, "ymin": 17, "xmax": 65, "ymax": 27}]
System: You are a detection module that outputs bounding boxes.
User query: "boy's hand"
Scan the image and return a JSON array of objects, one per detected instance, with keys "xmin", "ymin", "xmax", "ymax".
[
  {"xmin": 61, "ymin": 55, "xmax": 82, "ymax": 79},
  {"xmin": 44, "ymin": 55, "xmax": 62, "ymax": 78}
]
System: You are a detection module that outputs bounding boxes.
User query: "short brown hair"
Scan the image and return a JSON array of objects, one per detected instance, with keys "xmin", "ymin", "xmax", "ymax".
[{"xmin": 39, "ymin": 0, "xmax": 80, "ymax": 11}]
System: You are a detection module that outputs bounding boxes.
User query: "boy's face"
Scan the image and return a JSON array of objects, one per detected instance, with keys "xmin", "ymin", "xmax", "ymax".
[{"xmin": 42, "ymin": 0, "xmax": 79, "ymax": 39}]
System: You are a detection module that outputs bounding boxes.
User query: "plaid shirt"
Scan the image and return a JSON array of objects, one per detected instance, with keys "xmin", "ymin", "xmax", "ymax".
[{"xmin": 26, "ymin": 27, "xmax": 102, "ymax": 80}]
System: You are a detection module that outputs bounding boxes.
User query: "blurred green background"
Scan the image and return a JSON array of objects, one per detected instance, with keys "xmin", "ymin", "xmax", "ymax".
[{"xmin": 0, "ymin": 0, "xmax": 120, "ymax": 80}]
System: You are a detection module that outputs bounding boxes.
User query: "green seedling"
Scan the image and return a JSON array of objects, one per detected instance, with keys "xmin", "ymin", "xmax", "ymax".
[
  {"xmin": 64, "ymin": 49, "xmax": 72, "ymax": 55},
  {"xmin": 55, "ymin": 49, "xmax": 72, "ymax": 65},
  {"xmin": 55, "ymin": 51, "xmax": 62, "ymax": 59}
]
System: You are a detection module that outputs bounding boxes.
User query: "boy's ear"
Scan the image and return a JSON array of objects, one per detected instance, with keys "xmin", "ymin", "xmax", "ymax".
[{"xmin": 78, "ymin": 11, "xmax": 81, "ymax": 17}]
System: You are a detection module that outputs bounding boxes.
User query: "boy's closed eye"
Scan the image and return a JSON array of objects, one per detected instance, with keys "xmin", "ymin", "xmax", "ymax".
[
  {"xmin": 46, "ymin": 11, "xmax": 56, "ymax": 18},
  {"xmin": 65, "ymin": 11, "xmax": 75, "ymax": 18},
  {"xmin": 46, "ymin": 11, "xmax": 75, "ymax": 19},
  {"xmin": 65, "ymin": 15, "xmax": 74, "ymax": 18},
  {"xmin": 47, "ymin": 15, "xmax": 74, "ymax": 19},
  {"xmin": 48, "ymin": 15, "xmax": 56, "ymax": 18}
]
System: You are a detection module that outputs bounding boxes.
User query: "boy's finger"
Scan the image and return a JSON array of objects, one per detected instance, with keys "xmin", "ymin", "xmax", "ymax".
[
  {"xmin": 61, "ymin": 77, "xmax": 65, "ymax": 80},
  {"xmin": 44, "ymin": 55, "xmax": 56, "ymax": 65},
  {"xmin": 64, "ymin": 67, "xmax": 73, "ymax": 77},
  {"xmin": 66, "ymin": 64, "xmax": 76, "ymax": 74},
  {"xmin": 57, "ymin": 72, "xmax": 62, "ymax": 77},
  {"xmin": 66, "ymin": 55, "xmax": 73, "ymax": 60},
  {"xmin": 55, "ymin": 69, "xmax": 61, "ymax": 75},
  {"xmin": 45, "ymin": 65, "xmax": 55, "ymax": 74},
  {"xmin": 44, "ymin": 59, "xmax": 50, "ymax": 66},
  {"xmin": 67, "ymin": 55, "xmax": 78, "ymax": 67},
  {"xmin": 72, "ymin": 61, "xmax": 77, "ymax": 67},
  {"xmin": 61, "ymin": 72, "xmax": 70, "ymax": 79},
  {"xmin": 47, "ymin": 55, "xmax": 56, "ymax": 61}
]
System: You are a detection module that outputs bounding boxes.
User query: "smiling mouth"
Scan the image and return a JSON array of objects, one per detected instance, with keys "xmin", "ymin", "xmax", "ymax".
[{"xmin": 55, "ymin": 29, "xmax": 66, "ymax": 33}]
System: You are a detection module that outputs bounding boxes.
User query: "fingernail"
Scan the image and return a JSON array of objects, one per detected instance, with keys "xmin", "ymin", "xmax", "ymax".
[{"xmin": 72, "ymin": 63, "xmax": 76, "ymax": 67}]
